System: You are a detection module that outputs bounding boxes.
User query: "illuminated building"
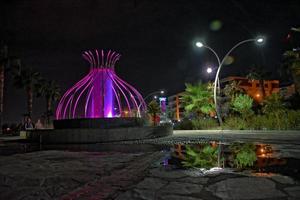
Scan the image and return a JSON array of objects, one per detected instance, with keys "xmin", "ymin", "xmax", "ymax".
[
  {"xmin": 220, "ymin": 76, "xmax": 280, "ymax": 102},
  {"xmin": 167, "ymin": 92, "xmax": 184, "ymax": 121}
]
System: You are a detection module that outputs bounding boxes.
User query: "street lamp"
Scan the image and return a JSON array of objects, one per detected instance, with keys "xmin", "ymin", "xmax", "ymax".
[
  {"xmin": 206, "ymin": 67, "xmax": 213, "ymax": 74},
  {"xmin": 137, "ymin": 90, "xmax": 165, "ymax": 117},
  {"xmin": 212, "ymin": 37, "xmax": 265, "ymax": 125},
  {"xmin": 195, "ymin": 42, "xmax": 221, "ymax": 94}
]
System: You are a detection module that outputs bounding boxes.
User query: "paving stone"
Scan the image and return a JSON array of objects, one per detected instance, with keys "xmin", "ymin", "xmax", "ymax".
[
  {"xmin": 115, "ymin": 190, "xmax": 135, "ymax": 200},
  {"xmin": 133, "ymin": 189, "xmax": 156, "ymax": 200},
  {"xmin": 270, "ymin": 175, "xmax": 295, "ymax": 185},
  {"xmin": 159, "ymin": 182, "xmax": 203, "ymax": 195},
  {"xmin": 0, "ymin": 187, "xmax": 51, "ymax": 200},
  {"xmin": 158, "ymin": 194, "xmax": 203, "ymax": 200},
  {"xmin": 207, "ymin": 177, "xmax": 286, "ymax": 199},
  {"xmin": 176, "ymin": 177, "xmax": 209, "ymax": 185},
  {"xmin": 149, "ymin": 168, "xmax": 187, "ymax": 179},
  {"xmin": 284, "ymin": 186, "xmax": 300, "ymax": 198},
  {"xmin": 136, "ymin": 177, "xmax": 168, "ymax": 190}
]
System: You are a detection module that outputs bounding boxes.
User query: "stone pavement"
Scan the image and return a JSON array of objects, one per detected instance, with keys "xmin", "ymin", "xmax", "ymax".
[{"xmin": 0, "ymin": 150, "xmax": 299, "ymax": 199}]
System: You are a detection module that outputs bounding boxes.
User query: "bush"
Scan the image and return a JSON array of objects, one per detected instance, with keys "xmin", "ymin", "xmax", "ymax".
[
  {"xmin": 223, "ymin": 116, "xmax": 248, "ymax": 130},
  {"xmin": 229, "ymin": 143, "xmax": 257, "ymax": 169},
  {"xmin": 231, "ymin": 94, "xmax": 254, "ymax": 119},
  {"xmin": 244, "ymin": 110, "xmax": 300, "ymax": 130},
  {"xmin": 191, "ymin": 118, "xmax": 219, "ymax": 130},
  {"xmin": 285, "ymin": 110, "xmax": 300, "ymax": 130},
  {"xmin": 173, "ymin": 119, "xmax": 193, "ymax": 130},
  {"xmin": 182, "ymin": 144, "xmax": 219, "ymax": 169}
]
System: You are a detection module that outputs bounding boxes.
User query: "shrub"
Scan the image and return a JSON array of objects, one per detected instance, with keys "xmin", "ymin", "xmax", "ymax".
[
  {"xmin": 173, "ymin": 119, "xmax": 193, "ymax": 130},
  {"xmin": 191, "ymin": 118, "xmax": 219, "ymax": 130},
  {"xmin": 231, "ymin": 94, "xmax": 254, "ymax": 119},
  {"xmin": 223, "ymin": 116, "xmax": 248, "ymax": 130},
  {"xmin": 182, "ymin": 144, "xmax": 219, "ymax": 169},
  {"xmin": 229, "ymin": 143, "xmax": 257, "ymax": 169},
  {"xmin": 285, "ymin": 110, "xmax": 300, "ymax": 130}
]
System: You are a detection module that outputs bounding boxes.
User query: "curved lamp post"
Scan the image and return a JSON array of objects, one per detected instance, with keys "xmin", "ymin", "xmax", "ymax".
[
  {"xmin": 213, "ymin": 37, "xmax": 265, "ymax": 125},
  {"xmin": 196, "ymin": 37, "xmax": 265, "ymax": 126},
  {"xmin": 196, "ymin": 42, "xmax": 221, "ymax": 93},
  {"xmin": 137, "ymin": 90, "xmax": 164, "ymax": 117}
]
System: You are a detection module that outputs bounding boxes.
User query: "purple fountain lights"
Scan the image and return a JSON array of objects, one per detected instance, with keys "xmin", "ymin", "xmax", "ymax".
[{"xmin": 56, "ymin": 50, "xmax": 146, "ymax": 119}]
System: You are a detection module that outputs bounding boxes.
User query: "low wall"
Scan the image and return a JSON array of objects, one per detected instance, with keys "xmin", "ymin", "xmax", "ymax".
[
  {"xmin": 53, "ymin": 118, "xmax": 144, "ymax": 129},
  {"xmin": 26, "ymin": 125, "xmax": 173, "ymax": 144}
]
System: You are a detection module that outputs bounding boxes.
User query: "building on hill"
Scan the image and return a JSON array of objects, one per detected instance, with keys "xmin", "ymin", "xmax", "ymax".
[{"xmin": 220, "ymin": 76, "xmax": 280, "ymax": 102}]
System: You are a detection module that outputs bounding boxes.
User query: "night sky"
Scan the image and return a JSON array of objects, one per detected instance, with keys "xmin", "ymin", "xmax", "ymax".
[{"xmin": 1, "ymin": 0, "xmax": 300, "ymax": 123}]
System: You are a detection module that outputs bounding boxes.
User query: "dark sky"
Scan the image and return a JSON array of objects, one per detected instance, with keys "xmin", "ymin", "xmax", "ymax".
[{"xmin": 1, "ymin": 0, "xmax": 300, "ymax": 122}]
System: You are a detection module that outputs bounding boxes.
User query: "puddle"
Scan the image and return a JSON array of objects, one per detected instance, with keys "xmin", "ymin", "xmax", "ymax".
[
  {"xmin": 1, "ymin": 140, "xmax": 300, "ymax": 180},
  {"xmin": 163, "ymin": 142, "xmax": 300, "ymax": 180}
]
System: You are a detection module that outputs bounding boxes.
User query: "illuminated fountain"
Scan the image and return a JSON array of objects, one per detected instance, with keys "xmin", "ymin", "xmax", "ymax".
[
  {"xmin": 37, "ymin": 49, "xmax": 172, "ymax": 143},
  {"xmin": 56, "ymin": 49, "xmax": 146, "ymax": 120}
]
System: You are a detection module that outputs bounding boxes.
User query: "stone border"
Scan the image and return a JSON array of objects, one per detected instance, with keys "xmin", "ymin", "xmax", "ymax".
[{"xmin": 26, "ymin": 125, "xmax": 173, "ymax": 144}]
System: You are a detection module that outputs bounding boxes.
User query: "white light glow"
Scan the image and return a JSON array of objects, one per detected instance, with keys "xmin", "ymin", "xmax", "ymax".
[{"xmin": 196, "ymin": 42, "xmax": 204, "ymax": 48}]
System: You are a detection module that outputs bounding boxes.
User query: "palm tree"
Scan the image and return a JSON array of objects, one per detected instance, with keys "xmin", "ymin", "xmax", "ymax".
[
  {"xmin": 147, "ymin": 100, "xmax": 161, "ymax": 126},
  {"xmin": 182, "ymin": 82, "xmax": 215, "ymax": 117},
  {"xmin": 246, "ymin": 66, "xmax": 270, "ymax": 100},
  {"xmin": 0, "ymin": 45, "xmax": 8, "ymax": 129},
  {"xmin": 12, "ymin": 64, "xmax": 42, "ymax": 117},
  {"xmin": 36, "ymin": 80, "xmax": 60, "ymax": 125},
  {"xmin": 283, "ymin": 50, "xmax": 300, "ymax": 95}
]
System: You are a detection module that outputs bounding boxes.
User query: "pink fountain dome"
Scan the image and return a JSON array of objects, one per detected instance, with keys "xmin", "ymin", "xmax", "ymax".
[{"xmin": 56, "ymin": 49, "xmax": 146, "ymax": 119}]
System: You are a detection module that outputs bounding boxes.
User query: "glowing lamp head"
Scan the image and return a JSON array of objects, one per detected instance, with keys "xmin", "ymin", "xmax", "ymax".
[
  {"xmin": 207, "ymin": 67, "xmax": 213, "ymax": 74},
  {"xmin": 160, "ymin": 90, "xmax": 165, "ymax": 94},
  {"xmin": 255, "ymin": 36, "xmax": 265, "ymax": 45},
  {"xmin": 195, "ymin": 42, "xmax": 204, "ymax": 48}
]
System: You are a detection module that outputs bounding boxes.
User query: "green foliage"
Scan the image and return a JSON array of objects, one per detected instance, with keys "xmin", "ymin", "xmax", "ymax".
[
  {"xmin": 262, "ymin": 93, "xmax": 286, "ymax": 114},
  {"xmin": 250, "ymin": 111, "xmax": 300, "ymax": 130},
  {"xmin": 182, "ymin": 145, "xmax": 219, "ymax": 169},
  {"xmin": 223, "ymin": 81, "xmax": 244, "ymax": 99},
  {"xmin": 229, "ymin": 143, "xmax": 257, "ymax": 169},
  {"xmin": 147, "ymin": 100, "xmax": 161, "ymax": 125},
  {"xmin": 283, "ymin": 50, "xmax": 300, "ymax": 94},
  {"xmin": 262, "ymin": 93, "xmax": 286, "ymax": 129},
  {"xmin": 223, "ymin": 110, "xmax": 300, "ymax": 130},
  {"xmin": 173, "ymin": 119, "xmax": 193, "ymax": 130},
  {"xmin": 231, "ymin": 94, "xmax": 253, "ymax": 118},
  {"xmin": 182, "ymin": 82, "xmax": 215, "ymax": 116},
  {"xmin": 223, "ymin": 116, "xmax": 248, "ymax": 130},
  {"xmin": 285, "ymin": 110, "xmax": 300, "ymax": 129},
  {"xmin": 191, "ymin": 118, "xmax": 218, "ymax": 130}
]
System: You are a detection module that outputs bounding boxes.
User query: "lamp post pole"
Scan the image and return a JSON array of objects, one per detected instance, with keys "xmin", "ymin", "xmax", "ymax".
[
  {"xmin": 196, "ymin": 37, "xmax": 264, "ymax": 126},
  {"xmin": 196, "ymin": 43, "xmax": 221, "ymax": 93},
  {"xmin": 137, "ymin": 90, "xmax": 164, "ymax": 117},
  {"xmin": 213, "ymin": 38, "xmax": 264, "ymax": 126}
]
